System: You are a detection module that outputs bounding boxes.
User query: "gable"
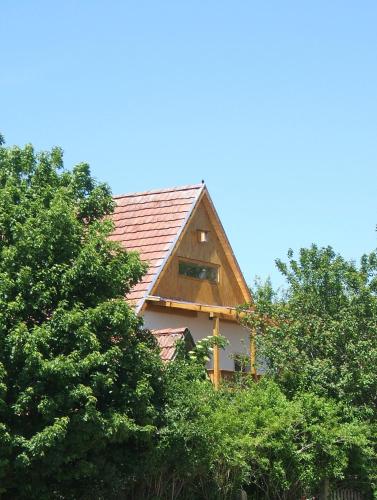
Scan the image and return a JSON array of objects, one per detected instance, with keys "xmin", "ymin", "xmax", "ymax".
[
  {"xmin": 152, "ymin": 196, "xmax": 249, "ymax": 307},
  {"xmin": 109, "ymin": 184, "xmax": 203, "ymax": 309},
  {"xmin": 110, "ymin": 183, "xmax": 252, "ymax": 313}
]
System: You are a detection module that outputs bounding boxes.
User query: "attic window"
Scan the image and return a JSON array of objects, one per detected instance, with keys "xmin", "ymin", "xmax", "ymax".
[
  {"xmin": 197, "ymin": 230, "xmax": 209, "ymax": 243},
  {"xmin": 179, "ymin": 260, "xmax": 218, "ymax": 283}
]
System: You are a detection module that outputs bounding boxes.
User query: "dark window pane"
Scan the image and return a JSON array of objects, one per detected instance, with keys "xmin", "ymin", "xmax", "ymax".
[
  {"xmin": 234, "ymin": 354, "xmax": 250, "ymax": 373},
  {"xmin": 179, "ymin": 261, "xmax": 218, "ymax": 283}
]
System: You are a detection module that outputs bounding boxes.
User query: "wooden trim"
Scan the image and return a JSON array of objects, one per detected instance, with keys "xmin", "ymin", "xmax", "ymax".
[
  {"xmin": 146, "ymin": 295, "xmax": 251, "ymax": 320},
  {"xmin": 213, "ymin": 316, "xmax": 220, "ymax": 390},
  {"xmin": 146, "ymin": 303, "xmax": 198, "ymax": 317},
  {"xmin": 250, "ymin": 328, "xmax": 257, "ymax": 380}
]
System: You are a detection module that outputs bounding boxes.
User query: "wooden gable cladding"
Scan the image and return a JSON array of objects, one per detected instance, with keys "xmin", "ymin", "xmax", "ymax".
[{"xmin": 153, "ymin": 198, "xmax": 247, "ymax": 307}]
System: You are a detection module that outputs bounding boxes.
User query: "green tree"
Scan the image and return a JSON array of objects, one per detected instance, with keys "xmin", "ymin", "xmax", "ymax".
[
  {"xmin": 138, "ymin": 359, "xmax": 371, "ymax": 500},
  {"xmin": 242, "ymin": 244, "xmax": 377, "ymax": 495},
  {"xmin": 246, "ymin": 245, "xmax": 377, "ymax": 415},
  {"xmin": 208, "ymin": 380, "xmax": 371, "ymax": 500},
  {"xmin": 0, "ymin": 139, "xmax": 163, "ymax": 498}
]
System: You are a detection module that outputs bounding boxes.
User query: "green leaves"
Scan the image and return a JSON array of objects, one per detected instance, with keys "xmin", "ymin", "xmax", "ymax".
[
  {"xmin": 187, "ymin": 334, "xmax": 229, "ymax": 366},
  {"xmin": 24, "ymin": 417, "xmax": 70, "ymax": 460},
  {"xmin": 247, "ymin": 245, "xmax": 377, "ymax": 417},
  {"xmin": 0, "ymin": 140, "xmax": 164, "ymax": 497},
  {"xmin": 241, "ymin": 244, "xmax": 377, "ymax": 496},
  {"xmin": 149, "ymin": 369, "xmax": 372, "ymax": 500}
]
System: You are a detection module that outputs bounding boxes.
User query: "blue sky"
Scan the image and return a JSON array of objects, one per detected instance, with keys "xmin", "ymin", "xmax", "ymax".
[{"xmin": 1, "ymin": 1, "xmax": 377, "ymax": 288}]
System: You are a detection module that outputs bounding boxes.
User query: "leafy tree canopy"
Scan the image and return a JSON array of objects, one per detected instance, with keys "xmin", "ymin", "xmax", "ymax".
[
  {"xmin": 0, "ymin": 141, "xmax": 163, "ymax": 498},
  {"xmin": 240, "ymin": 244, "xmax": 377, "ymax": 496},
  {"xmin": 137, "ymin": 360, "xmax": 373, "ymax": 500},
  {"xmin": 243, "ymin": 245, "xmax": 377, "ymax": 417}
]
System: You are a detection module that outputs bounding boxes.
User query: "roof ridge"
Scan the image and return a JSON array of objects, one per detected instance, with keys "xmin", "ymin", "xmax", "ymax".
[{"xmin": 113, "ymin": 183, "xmax": 204, "ymax": 199}]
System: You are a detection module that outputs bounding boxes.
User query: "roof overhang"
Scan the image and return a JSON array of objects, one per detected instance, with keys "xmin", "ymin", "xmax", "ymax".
[{"xmin": 146, "ymin": 295, "xmax": 253, "ymax": 321}]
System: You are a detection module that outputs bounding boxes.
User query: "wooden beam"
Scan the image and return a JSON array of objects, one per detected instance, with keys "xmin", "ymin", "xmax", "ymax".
[
  {"xmin": 213, "ymin": 316, "xmax": 220, "ymax": 390},
  {"xmin": 146, "ymin": 295, "xmax": 252, "ymax": 320},
  {"xmin": 250, "ymin": 328, "xmax": 257, "ymax": 380}
]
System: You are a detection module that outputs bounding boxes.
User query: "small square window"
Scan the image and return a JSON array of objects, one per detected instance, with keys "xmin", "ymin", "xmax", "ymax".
[{"xmin": 197, "ymin": 230, "xmax": 209, "ymax": 243}]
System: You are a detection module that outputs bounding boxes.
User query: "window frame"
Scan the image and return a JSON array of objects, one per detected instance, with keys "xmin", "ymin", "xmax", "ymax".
[
  {"xmin": 197, "ymin": 229, "xmax": 210, "ymax": 243},
  {"xmin": 178, "ymin": 258, "xmax": 220, "ymax": 285}
]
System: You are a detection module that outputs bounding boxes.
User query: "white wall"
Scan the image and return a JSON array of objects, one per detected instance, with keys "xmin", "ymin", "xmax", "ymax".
[{"xmin": 143, "ymin": 309, "xmax": 250, "ymax": 371}]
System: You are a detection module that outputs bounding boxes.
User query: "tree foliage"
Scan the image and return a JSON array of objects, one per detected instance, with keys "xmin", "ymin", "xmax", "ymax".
[
  {"xmin": 1, "ymin": 138, "xmax": 375, "ymax": 499},
  {"xmin": 134, "ymin": 358, "xmax": 372, "ymax": 500},
  {"xmin": 241, "ymin": 244, "xmax": 377, "ymax": 496},
  {"xmin": 0, "ymin": 142, "xmax": 164, "ymax": 498},
  {"xmin": 245, "ymin": 245, "xmax": 377, "ymax": 416}
]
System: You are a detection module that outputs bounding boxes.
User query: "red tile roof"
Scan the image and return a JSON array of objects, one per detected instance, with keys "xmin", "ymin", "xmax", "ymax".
[
  {"xmin": 110, "ymin": 184, "xmax": 204, "ymax": 310},
  {"xmin": 151, "ymin": 327, "xmax": 195, "ymax": 362}
]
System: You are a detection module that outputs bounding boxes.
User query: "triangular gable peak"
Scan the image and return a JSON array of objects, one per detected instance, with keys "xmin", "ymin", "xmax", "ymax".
[
  {"xmin": 110, "ymin": 183, "xmax": 251, "ymax": 314},
  {"xmin": 148, "ymin": 188, "xmax": 252, "ymax": 309}
]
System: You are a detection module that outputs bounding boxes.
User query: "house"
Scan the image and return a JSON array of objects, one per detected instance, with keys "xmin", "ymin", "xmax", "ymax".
[{"xmin": 109, "ymin": 183, "xmax": 253, "ymax": 384}]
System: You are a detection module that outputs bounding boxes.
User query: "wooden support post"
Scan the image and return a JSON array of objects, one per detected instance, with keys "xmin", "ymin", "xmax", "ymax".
[
  {"xmin": 250, "ymin": 328, "xmax": 257, "ymax": 380},
  {"xmin": 213, "ymin": 315, "xmax": 220, "ymax": 390}
]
